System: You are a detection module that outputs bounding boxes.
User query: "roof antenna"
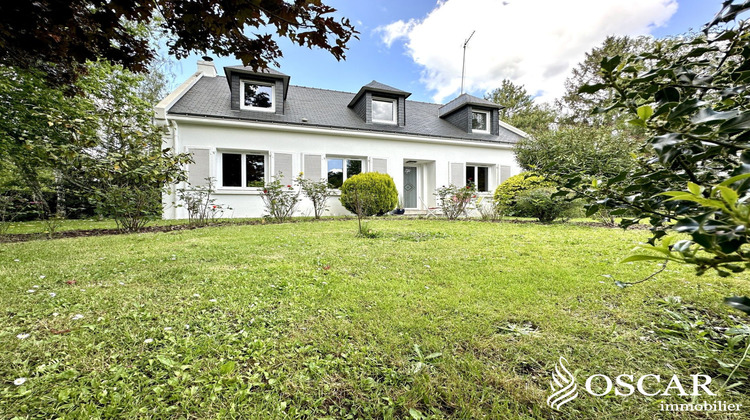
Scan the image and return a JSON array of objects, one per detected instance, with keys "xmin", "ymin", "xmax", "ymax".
[{"xmin": 460, "ymin": 30, "xmax": 475, "ymax": 95}]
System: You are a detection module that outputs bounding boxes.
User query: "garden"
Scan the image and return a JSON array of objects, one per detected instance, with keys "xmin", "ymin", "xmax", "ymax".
[{"xmin": 2, "ymin": 217, "xmax": 749, "ymax": 418}]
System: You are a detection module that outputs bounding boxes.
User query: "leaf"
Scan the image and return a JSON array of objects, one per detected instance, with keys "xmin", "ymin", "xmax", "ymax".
[
  {"xmin": 578, "ymin": 83, "xmax": 607, "ymax": 94},
  {"xmin": 690, "ymin": 108, "xmax": 739, "ymax": 124},
  {"xmin": 720, "ymin": 113, "xmax": 750, "ymax": 131},
  {"xmin": 724, "ymin": 296, "xmax": 750, "ymax": 315},
  {"xmin": 219, "ymin": 361, "xmax": 236, "ymax": 375},
  {"xmin": 615, "ymin": 281, "xmax": 630, "ymax": 288},
  {"xmin": 409, "ymin": 408, "xmax": 425, "ymax": 420},
  {"xmin": 157, "ymin": 355, "xmax": 176, "ymax": 368},
  {"xmin": 424, "ymin": 352, "xmax": 442, "ymax": 360},
  {"xmin": 622, "ymin": 254, "xmax": 669, "ymax": 263},
  {"xmin": 719, "ymin": 173, "xmax": 750, "ymax": 187},
  {"xmin": 637, "ymin": 105, "xmax": 653, "ymax": 121},
  {"xmin": 687, "ymin": 182, "xmax": 702, "ymax": 195}
]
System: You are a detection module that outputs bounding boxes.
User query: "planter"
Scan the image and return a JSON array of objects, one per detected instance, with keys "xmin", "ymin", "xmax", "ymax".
[{"xmin": 393, "ymin": 208, "xmax": 405, "ymax": 215}]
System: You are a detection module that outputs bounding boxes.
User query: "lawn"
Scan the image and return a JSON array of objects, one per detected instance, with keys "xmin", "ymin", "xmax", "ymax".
[{"xmin": 1, "ymin": 219, "xmax": 748, "ymax": 419}]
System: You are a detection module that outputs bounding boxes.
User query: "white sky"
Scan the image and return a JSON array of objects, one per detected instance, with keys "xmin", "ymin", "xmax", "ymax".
[{"xmin": 375, "ymin": 0, "xmax": 679, "ymax": 103}]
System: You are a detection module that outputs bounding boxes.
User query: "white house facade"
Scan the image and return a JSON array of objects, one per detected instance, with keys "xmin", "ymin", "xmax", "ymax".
[{"xmin": 155, "ymin": 60, "xmax": 525, "ymax": 219}]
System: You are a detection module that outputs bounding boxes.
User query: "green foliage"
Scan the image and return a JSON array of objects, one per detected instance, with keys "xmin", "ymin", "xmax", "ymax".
[
  {"xmin": 295, "ymin": 173, "xmax": 332, "ymax": 219},
  {"xmin": 485, "ymin": 79, "xmax": 557, "ymax": 135},
  {"xmin": 515, "ymin": 187, "xmax": 573, "ymax": 223},
  {"xmin": 0, "ymin": 0, "xmax": 357, "ymax": 87},
  {"xmin": 566, "ymin": 3, "xmax": 750, "ymax": 284},
  {"xmin": 95, "ymin": 186, "xmax": 158, "ymax": 232},
  {"xmin": 339, "ymin": 172, "xmax": 398, "ymax": 217},
  {"xmin": 434, "ymin": 184, "xmax": 476, "ymax": 220},
  {"xmin": 261, "ymin": 175, "xmax": 300, "ymax": 222},
  {"xmin": 493, "ymin": 172, "xmax": 552, "ymax": 213},
  {"xmin": 515, "ymin": 125, "xmax": 638, "ymax": 178},
  {"xmin": 177, "ymin": 178, "xmax": 230, "ymax": 226}
]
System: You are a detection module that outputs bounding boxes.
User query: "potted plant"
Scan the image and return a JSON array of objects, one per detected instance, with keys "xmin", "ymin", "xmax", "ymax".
[{"xmin": 393, "ymin": 198, "xmax": 405, "ymax": 215}]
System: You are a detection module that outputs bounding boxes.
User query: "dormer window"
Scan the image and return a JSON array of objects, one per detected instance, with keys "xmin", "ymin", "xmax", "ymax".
[
  {"xmin": 241, "ymin": 81, "xmax": 274, "ymax": 112},
  {"xmin": 372, "ymin": 97, "xmax": 396, "ymax": 124},
  {"xmin": 472, "ymin": 111, "xmax": 489, "ymax": 133}
]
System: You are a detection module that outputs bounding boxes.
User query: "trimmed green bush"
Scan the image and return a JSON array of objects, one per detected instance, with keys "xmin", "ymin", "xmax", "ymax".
[
  {"xmin": 340, "ymin": 172, "xmax": 398, "ymax": 216},
  {"xmin": 493, "ymin": 172, "xmax": 553, "ymax": 216},
  {"xmin": 515, "ymin": 187, "xmax": 573, "ymax": 223}
]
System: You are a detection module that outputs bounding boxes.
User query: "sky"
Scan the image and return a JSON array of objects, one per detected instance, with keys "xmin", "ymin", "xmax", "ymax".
[{"xmin": 172, "ymin": 0, "xmax": 727, "ymax": 104}]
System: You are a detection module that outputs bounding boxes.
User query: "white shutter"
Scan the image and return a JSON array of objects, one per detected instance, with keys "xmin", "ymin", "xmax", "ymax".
[
  {"xmin": 500, "ymin": 165, "xmax": 512, "ymax": 183},
  {"xmin": 450, "ymin": 162, "xmax": 465, "ymax": 187},
  {"xmin": 273, "ymin": 152, "xmax": 294, "ymax": 185},
  {"xmin": 187, "ymin": 148, "xmax": 210, "ymax": 187},
  {"xmin": 303, "ymin": 154, "xmax": 323, "ymax": 180},
  {"xmin": 371, "ymin": 158, "xmax": 388, "ymax": 174}
]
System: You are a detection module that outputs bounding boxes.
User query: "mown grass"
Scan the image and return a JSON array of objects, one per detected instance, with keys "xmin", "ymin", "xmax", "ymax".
[{"xmin": 1, "ymin": 219, "xmax": 748, "ymax": 419}]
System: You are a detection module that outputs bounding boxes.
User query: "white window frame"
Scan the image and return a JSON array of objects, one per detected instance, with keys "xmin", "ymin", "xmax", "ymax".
[
  {"xmin": 372, "ymin": 97, "xmax": 397, "ymax": 124},
  {"xmin": 326, "ymin": 156, "xmax": 366, "ymax": 189},
  {"xmin": 218, "ymin": 150, "xmax": 268, "ymax": 189},
  {"xmin": 466, "ymin": 164, "xmax": 493, "ymax": 192},
  {"xmin": 471, "ymin": 110, "xmax": 490, "ymax": 134},
  {"xmin": 240, "ymin": 80, "xmax": 275, "ymax": 112}
]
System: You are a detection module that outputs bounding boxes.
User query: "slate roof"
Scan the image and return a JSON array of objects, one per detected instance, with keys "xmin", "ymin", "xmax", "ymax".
[
  {"xmin": 168, "ymin": 75, "xmax": 524, "ymax": 145},
  {"xmin": 439, "ymin": 93, "xmax": 503, "ymax": 117}
]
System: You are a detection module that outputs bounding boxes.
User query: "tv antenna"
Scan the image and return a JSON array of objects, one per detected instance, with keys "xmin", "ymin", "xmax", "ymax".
[{"xmin": 460, "ymin": 30, "xmax": 475, "ymax": 94}]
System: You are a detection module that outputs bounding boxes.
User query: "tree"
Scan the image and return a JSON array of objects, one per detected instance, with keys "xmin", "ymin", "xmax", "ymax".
[
  {"xmin": 485, "ymin": 79, "xmax": 556, "ymax": 135},
  {"xmin": 562, "ymin": 1, "xmax": 750, "ymax": 310},
  {"xmin": 515, "ymin": 125, "xmax": 638, "ymax": 181},
  {"xmin": 557, "ymin": 35, "xmax": 654, "ymax": 126},
  {"xmin": 0, "ymin": 1, "xmax": 357, "ymax": 87},
  {"xmin": 73, "ymin": 61, "xmax": 191, "ymax": 231}
]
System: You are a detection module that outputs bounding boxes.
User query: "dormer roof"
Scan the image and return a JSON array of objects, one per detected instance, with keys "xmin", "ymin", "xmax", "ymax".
[
  {"xmin": 348, "ymin": 80, "xmax": 411, "ymax": 108},
  {"xmin": 223, "ymin": 66, "xmax": 291, "ymax": 99},
  {"xmin": 438, "ymin": 93, "xmax": 503, "ymax": 118}
]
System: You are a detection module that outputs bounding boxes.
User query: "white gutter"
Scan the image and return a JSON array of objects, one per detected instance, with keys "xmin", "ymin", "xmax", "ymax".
[{"xmin": 167, "ymin": 115, "xmax": 516, "ymax": 150}]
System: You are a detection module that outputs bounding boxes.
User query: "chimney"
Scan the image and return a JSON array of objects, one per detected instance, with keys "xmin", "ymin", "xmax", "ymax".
[{"xmin": 197, "ymin": 57, "xmax": 216, "ymax": 77}]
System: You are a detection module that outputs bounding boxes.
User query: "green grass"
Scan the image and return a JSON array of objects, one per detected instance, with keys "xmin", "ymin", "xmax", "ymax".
[{"xmin": 1, "ymin": 219, "xmax": 748, "ymax": 418}]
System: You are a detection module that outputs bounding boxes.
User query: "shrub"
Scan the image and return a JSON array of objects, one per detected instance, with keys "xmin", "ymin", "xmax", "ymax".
[
  {"xmin": 177, "ymin": 177, "xmax": 230, "ymax": 226},
  {"xmin": 295, "ymin": 173, "xmax": 332, "ymax": 219},
  {"xmin": 261, "ymin": 174, "xmax": 300, "ymax": 222},
  {"xmin": 515, "ymin": 187, "xmax": 573, "ymax": 223},
  {"xmin": 435, "ymin": 184, "xmax": 476, "ymax": 220},
  {"xmin": 339, "ymin": 172, "xmax": 398, "ymax": 216},
  {"xmin": 96, "ymin": 186, "xmax": 160, "ymax": 232},
  {"xmin": 494, "ymin": 172, "xmax": 553, "ymax": 216}
]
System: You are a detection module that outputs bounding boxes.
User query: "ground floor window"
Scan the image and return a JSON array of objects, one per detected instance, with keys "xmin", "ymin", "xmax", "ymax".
[
  {"xmin": 466, "ymin": 165, "xmax": 490, "ymax": 192},
  {"xmin": 221, "ymin": 152, "xmax": 265, "ymax": 187},
  {"xmin": 327, "ymin": 158, "xmax": 362, "ymax": 188}
]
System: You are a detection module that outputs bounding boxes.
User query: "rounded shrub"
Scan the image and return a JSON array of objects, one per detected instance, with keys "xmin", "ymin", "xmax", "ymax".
[
  {"xmin": 493, "ymin": 172, "xmax": 553, "ymax": 215},
  {"xmin": 340, "ymin": 172, "xmax": 398, "ymax": 216},
  {"xmin": 515, "ymin": 187, "xmax": 573, "ymax": 223}
]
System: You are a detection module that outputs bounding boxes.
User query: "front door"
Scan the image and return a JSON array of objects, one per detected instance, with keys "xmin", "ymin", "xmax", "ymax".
[{"xmin": 403, "ymin": 166, "xmax": 417, "ymax": 208}]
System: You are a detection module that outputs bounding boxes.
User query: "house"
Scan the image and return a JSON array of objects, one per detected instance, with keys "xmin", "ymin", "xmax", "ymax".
[{"xmin": 155, "ymin": 59, "xmax": 526, "ymax": 219}]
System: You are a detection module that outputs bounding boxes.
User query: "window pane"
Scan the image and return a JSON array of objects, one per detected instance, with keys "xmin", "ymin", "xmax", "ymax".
[
  {"xmin": 472, "ymin": 112, "xmax": 488, "ymax": 131},
  {"xmin": 327, "ymin": 159, "xmax": 344, "ymax": 188},
  {"xmin": 246, "ymin": 154, "xmax": 265, "ymax": 187},
  {"xmin": 477, "ymin": 166, "xmax": 488, "ymax": 192},
  {"xmin": 372, "ymin": 99, "xmax": 394, "ymax": 122},
  {"xmin": 465, "ymin": 165, "xmax": 475, "ymax": 186},
  {"xmin": 222, "ymin": 153, "xmax": 242, "ymax": 187},
  {"xmin": 244, "ymin": 82, "xmax": 273, "ymax": 109},
  {"xmin": 347, "ymin": 159, "xmax": 362, "ymax": 178}
]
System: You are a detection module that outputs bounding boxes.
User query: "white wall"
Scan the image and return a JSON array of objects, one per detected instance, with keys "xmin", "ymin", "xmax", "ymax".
[{"xmin": 163, "ymin": 117, "xmax": 521, "ymax": 219}]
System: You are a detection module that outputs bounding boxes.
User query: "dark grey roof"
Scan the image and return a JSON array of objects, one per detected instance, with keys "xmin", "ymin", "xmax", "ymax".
[
  {"xmin": 223, "ymin": 66, "xmax": 291, "ymax": 98},
  {"xmin": 168, "ymin": 76, "xmax": 524, "ymax": 144},
  {"xmin": 439, "ymin": 93, "xmax": 504, "ymax": 118},
  {"xmin": 348, "ymin": 80, "xmax": 412, "ymax": 107}
]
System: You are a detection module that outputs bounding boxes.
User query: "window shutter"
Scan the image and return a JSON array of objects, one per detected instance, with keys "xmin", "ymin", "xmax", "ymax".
[
  {"xmin": 450, "ymin": 162, "xmax": 465, "ymax": 187},
  {"xmin": 187, "ymin": 148, "xmax": 210, "ymax": 187},
  {"xmin": 500, "ymin": 165, "xmax": 512, "ymax": 183},
  {"xmin": 371, "ymin": 158, "xmax": 388, "ymax": 174},
  {"xmin": 303, "ymin": 154, "xmax": 323, "ymax": 180},
  {"xmin": 273, "ymin": 152, "xmax": 294, "ymax": 185}
]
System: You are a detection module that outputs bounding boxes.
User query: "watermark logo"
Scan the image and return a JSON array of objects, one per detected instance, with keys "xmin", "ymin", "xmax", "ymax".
[
  {"xmin": 545, "ymin": 357, "xmax": 742, "ymax": 412},
  {"xmin": 547, "ymin": 357, "xmax": 578, "ymax": 410}
]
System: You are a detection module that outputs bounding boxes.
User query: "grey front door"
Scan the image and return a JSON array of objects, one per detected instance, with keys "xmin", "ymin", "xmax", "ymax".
[{"xmin": 403, "ymin": 166, "xmax": 417, "ymax": 208}]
